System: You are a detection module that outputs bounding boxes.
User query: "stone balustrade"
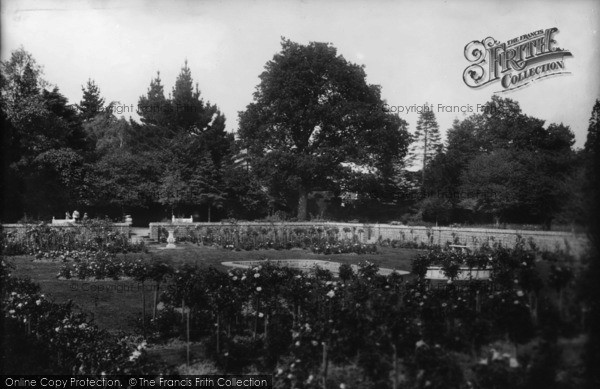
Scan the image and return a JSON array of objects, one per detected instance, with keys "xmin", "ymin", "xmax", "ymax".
[
  {"xmin": 148, "ymin": 221, "xmax": 589, "ymax": 257},
  {"xmin": 1, "ymin": 222, "xmax": 132, "ymax": 238}
]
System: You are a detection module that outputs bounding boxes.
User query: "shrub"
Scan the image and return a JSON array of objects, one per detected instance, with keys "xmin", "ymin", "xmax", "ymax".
[{"xmin": 2, "ymin": 219, "xmax": 145, "ymax": 256}]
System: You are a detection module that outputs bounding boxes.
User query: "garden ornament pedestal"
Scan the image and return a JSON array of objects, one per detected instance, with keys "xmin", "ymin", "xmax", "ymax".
[{"xmin": 165, "ymin": 227, "xmax": 177, "ymax": 249}]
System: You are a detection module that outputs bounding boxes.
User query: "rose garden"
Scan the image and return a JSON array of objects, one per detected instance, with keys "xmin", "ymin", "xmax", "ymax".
[
  {"xmin": 1, "ymin": 218, "xmax": 594, "ymax": 388},
  {"xmin": 1, "ymin": 36, "xmax": 599, "ymax": 388}
]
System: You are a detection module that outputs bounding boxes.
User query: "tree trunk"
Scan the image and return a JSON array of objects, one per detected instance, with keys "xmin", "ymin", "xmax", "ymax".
[
  {"xmin": 207, "ymin": 205, "xmax": 211, "ymax": 222},
  {"xmin": 186, "ymin": 307, "xmax": 190, "ymax": 367},
  {"xmin": 322, "ymin": 342, "xmax": 329, "ymax": 389},
  {"xmin": 216, "ymin": 313, "xmax": 220, "ymax": 354},
  {"xmin": 529, "ymin": 292, "xmax": 538, "ymax": 325},
  {"xmin": 141, "ymin": 283, "xmax": 146, "ymax": 336},
  {"xmin": 254, "ymin": 297, "xmax": 260, "ymax": 339},
  {"xmin": 422, "ymin": 131, "xmax": 428, "ymax": 186},
  {"xmin": 182, "ymin": 298, "xmax": 185, "ymax": 323},
  {"xmin": 558, "ymin": 289, "xmax": 564, "ymax": 320},
  {"xmin": 298, "ymin": 185, "xmax": 308, "ymax": 221},
  {"xmin": 392, "ymin": 343, "xmax": 398, "ymax": 389},
  {"xmin": 292, "ymin": 302, "xmax": 297, "ymax": 328},
  {"xmin": 264, "ymin": 313, "xmax": 269, "ymax": 339},
  {"xmin": 153, "ymin": 283, "xmax": 160, "ymax": 319}
]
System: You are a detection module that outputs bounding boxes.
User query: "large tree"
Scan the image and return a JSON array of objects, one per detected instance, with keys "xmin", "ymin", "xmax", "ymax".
[
  {"xmin": 238, "ymin": 39, "xmax": 410, "ymax": 220},
  {"xmin": 1, "ymin": 48, "xmax": 88, "ymax": 220},
  {"xmin": 580, "ymin": 99, "xmax": 600, "ymax": 388},
  {"xmin": 86, "ymin": 148, "xmax": 161, "ymax": 213},
  {"xmin": 456, "ymin": 97, "xmax": 574, "ymax": 226},
  {"xmin": 422, "ymin": 96, "xmax": 576, "ymax": 226},
  {"xmin": 136, "ymin": 63, "xmax": 231, "ymax": 164},
  {"xmin": 134, "ymin": 62, "xmax": 232, "ymax": 218},
  {"xmin": 408, "ymin": 105, "xmax": 442, "ymax": 186}
]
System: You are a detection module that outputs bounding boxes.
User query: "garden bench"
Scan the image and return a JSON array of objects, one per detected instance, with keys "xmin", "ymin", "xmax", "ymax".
[
  {"xmin": 172, "ymin": 215, "xmax": 193, "ymax": 223},
  {"xmin": 449, "ymin": 244, "xmax": 470, "ymax": 253},
  {"xmin": 51, "ymin": 217, "xmax": 75, "ymax": 225}
]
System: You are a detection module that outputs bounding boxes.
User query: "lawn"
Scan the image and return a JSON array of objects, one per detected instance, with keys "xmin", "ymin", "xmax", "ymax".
[{"xmin": 6, "ymin": 242, "xmax": 421, "ymax": 333}]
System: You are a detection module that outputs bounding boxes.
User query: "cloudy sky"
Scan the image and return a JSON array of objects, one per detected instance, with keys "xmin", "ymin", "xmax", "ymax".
[{"xmin": 2, "ymin": 0, "xmax": 599, "ymax": 147}]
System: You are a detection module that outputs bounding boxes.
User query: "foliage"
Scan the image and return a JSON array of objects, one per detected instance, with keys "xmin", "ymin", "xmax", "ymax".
[
  {"xmin": 421, "ymin": 96, "xmax": 576, "ymax": 226},
  {"xmin": 407, "ymin": 104, "xmax": 442, "ymax": 186},
  {"xmin": 1, "ymin": 258, "xmax": 172, "ymax": 374},
  {"xmin": 1, "ymin": 48, "xmax": 89, "ymax": 220},
  {"xmin": 115, "ymin": 243, "xmax": 581, "ymax": 385},
  {"xmin": 58, "ymin": 251, "xmax": 128, "ymax": 280},
  {"xmin": 77, "ymin": 79, "xmax": 105, "ymax": 122},
  {"xmin": 1, "ymin": 219, "xmax": 145, "ymax": 256},
  {"xmin": 161, "ymin": 223, "xmax": 378, "ymax": 254},
  {"xmin": 238, "ymin": 38, "xmax": 410, "ymax": 220}
]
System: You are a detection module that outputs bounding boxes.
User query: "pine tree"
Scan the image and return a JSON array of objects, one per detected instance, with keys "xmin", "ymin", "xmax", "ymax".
[
  {"xmin": 171, "ymin": 60, "xmax": 205, "ymax": 133},
  {"xmin": 78, "ymin": 79, "xmax": 105, "ymax": 121},
  {"xmin": 138, "ymin": 71, "xmax": 172, "ymax": 127},
  {"xmin": 169, "ymin": 61, "xmax": 231, "ymax": 165},
  {"xmin": 408, "ymin": 104, "xmax": 442, "ymax": 185}
]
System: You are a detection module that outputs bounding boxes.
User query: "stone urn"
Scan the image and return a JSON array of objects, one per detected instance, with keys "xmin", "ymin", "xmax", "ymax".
[
  {"xmin": 125, "ymin": 215, "xmax": 133, "ymax": 224},
  {"xmin": 166, "ymin": 227, "xmax": 177, "ymax": 249}
]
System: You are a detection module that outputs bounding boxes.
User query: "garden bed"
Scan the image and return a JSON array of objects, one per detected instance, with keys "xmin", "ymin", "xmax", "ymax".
[{"xmin": 221, "ymin": 259, "xmax": 409, "ymax": 277}]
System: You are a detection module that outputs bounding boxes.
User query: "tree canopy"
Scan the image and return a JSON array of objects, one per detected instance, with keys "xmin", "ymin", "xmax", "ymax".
[
  {"xmin": 238, "ymin": 38, "xmax": 410, "ymax": 220},
  {"xmin": 421, "ymin": 96, "xmax": 576, "ymax": 226},
  {"xmin": 408, "ymin": 105, "xmax": 442, "ymax": 186},
  {"xmin": 0, "ymin": 47, "xmax": 591, "ymax": 227}
]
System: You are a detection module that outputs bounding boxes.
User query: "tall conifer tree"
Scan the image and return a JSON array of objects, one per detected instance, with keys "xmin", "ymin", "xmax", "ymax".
[
  {"xmin": 78, "ymin": 79, "xmax": 105, "ymax": 121},
  {"xmin": 408, "ymin": 104, "xmax": 442, "ymax": 186}
]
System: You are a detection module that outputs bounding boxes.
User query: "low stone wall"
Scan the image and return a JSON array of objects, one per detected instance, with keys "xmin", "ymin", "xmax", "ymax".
[
  {"xmin": 148, "ymin": 222, "xmax": 588, "ymax": 257},
  {"xmin": 1, "ymin": 222, "xmax": 132, "ymax": 238}
]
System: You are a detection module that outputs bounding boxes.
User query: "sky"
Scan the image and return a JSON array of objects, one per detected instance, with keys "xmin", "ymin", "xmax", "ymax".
[{"xmin": 2, "ymin": 0, "xmax": 599, "ymax": 148}]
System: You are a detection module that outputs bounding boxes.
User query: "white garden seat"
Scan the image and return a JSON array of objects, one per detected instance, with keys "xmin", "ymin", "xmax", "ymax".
[{"xmin": 172, "ymin": 215, "xmax": 193, "ymax": 223}]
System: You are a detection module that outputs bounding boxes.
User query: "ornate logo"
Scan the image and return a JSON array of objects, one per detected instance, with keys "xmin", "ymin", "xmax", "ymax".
[{"xmin": 463, "ymin": 28, "xmax": 572, "ymax": 92}]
